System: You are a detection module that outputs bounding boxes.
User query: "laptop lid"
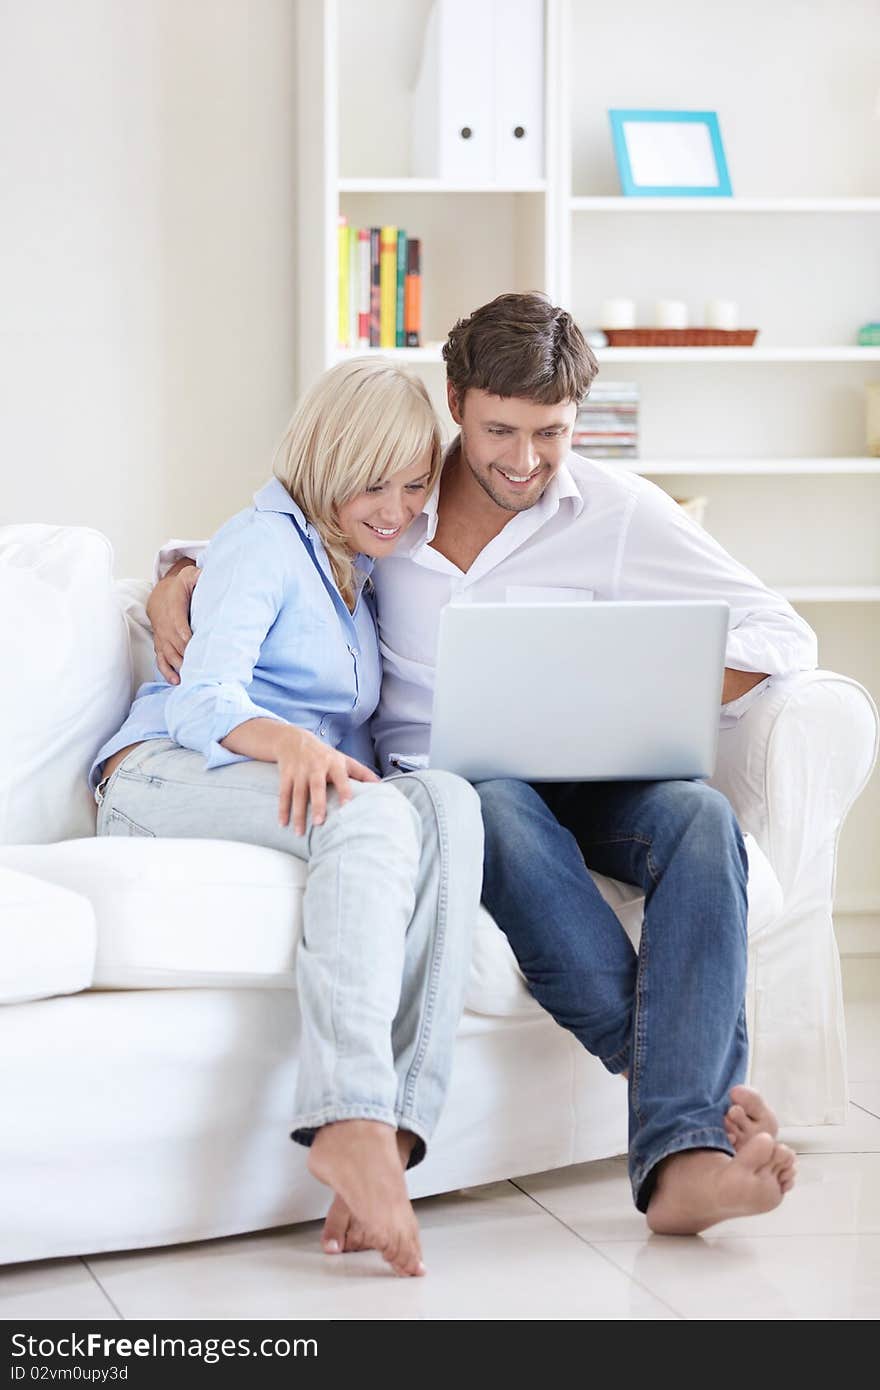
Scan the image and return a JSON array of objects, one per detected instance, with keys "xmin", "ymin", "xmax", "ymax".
[{"xmin": 428, "ymin": 600, "xmax": 729, "ymax": 782}]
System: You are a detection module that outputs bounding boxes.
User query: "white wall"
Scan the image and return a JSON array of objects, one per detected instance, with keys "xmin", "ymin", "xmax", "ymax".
[{"xmin": 0, "ymin": 0, "xmax": 298, "ymax": 578}]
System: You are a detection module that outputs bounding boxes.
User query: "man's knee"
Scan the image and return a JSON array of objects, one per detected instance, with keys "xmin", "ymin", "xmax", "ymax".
[{"xmin": 656, "ymin": 782, "xmax": 746, "ymax": 867}]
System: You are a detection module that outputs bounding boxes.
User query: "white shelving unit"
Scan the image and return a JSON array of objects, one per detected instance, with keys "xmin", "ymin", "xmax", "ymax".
[
  {"xmin": 296, "ymin": 0, "xmax": 880, "ymax": 945},
  {"xmin": 570, "ymin": 197, "xmax": 880, "ymax": 213},
  {"xmin": 596, "ymin": 348, "xmax": 880, "ymax": 363}
]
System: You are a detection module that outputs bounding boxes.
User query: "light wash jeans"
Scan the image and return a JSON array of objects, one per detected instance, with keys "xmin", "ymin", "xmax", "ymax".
[
  {"xmin": 96, "ymin": 738, "xmax": 484, "ymax": 1166},
  {"xmin": 475, "ymin": 777, "xmax": 749, "ymax": 1210}
]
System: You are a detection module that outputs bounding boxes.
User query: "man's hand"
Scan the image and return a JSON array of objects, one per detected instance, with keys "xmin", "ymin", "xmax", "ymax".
[
  {"xmin": 722, "ymin": 668, "xmax": 770, "ymax": 704},
  {"xmin": 147, "ymin": 561, "xmax": 200, "ymax": 684}
]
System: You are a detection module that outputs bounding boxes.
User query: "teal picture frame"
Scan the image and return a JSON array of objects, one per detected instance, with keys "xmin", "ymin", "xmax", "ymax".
[{"xmin": 608, "ymin": 109, "xmax": 733, "ymax": 197}]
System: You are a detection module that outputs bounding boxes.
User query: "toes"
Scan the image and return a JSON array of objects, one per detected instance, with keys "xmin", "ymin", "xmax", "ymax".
[
  {"xmin": 321, "ymin": 1195, "xmax": 351, "ymax": 1255},
  {"xmin": 344, "ymin": 1221, "xmax": 367, "ymax": 1253},
  {"xmin": 771, "ymin": 1144, "xmax": 797, "ymax": 1180},
  {"xmin": 737, "ymin": 1131, "xmax": 776, "ymax": 1172},
  {"xmin": 379, "ymin": 1225, "xmax": 425, "ymax": 1278}
]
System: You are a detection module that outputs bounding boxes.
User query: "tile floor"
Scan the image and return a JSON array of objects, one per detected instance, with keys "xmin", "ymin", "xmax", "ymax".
[{"xmin": 4, "ymin": 960, "xmax": 879, "ymax": 1321}]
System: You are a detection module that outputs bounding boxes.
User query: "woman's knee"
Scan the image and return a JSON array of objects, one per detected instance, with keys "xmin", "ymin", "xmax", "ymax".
[
  {"xmin": 332, "ymin": 780, "xmax": 422, "ymax": 861},
  {"xmin": 392, "ymin": 770, "xmax": 484, "ymax": 850}
]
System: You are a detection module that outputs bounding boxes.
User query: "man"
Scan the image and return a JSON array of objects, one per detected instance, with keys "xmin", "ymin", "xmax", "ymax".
[{"xmin": 150, "ymin": 293, "xmax": 812, "ymax": 1236}]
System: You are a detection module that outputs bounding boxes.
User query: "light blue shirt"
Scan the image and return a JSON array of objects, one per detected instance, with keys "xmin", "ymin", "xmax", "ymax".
[{"xmin": 90, "ymin": 478, "xmax": 382, "ymax": 790}]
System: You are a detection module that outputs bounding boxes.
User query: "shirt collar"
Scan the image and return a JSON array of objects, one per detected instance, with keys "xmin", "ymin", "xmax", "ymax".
[
  {"xmin": 253, "ymin": 476, "xmax": 374, "ymax": 579},
  {"xmin": 395, "ymin": 441, "xmax": 585, "ymax": 557}
]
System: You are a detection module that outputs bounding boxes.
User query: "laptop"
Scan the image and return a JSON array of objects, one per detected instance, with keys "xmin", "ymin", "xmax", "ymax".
[{"xmin": 427, "ymin": 600, "xmax": 729, "ymax": 782}]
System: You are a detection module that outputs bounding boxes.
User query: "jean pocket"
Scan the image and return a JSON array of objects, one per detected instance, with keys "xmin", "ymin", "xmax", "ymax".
[{"xmin": 102, "ymin": 808, "xmax": 156, "ymax": 838}]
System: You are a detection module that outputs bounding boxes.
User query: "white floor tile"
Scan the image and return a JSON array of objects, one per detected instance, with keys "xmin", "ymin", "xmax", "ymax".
[
  {"xmin": 851, "ymin": 1082, "xmax": 880, "ymax": 1120},
  {"xmin": 0, "ymin": 1258, "xmax": 119, "ymax": 1320},
  {"xmin": 522, "ymin": 1152, "xmax": 880, "ymax": 1252},
  {"xmin": 86, "ymin": 1182, "xmax": 677, "ymax": 1321},
  {"xmin": 846, "ymin": 1006, "xmax": 880, "ymax": 1084},
  {"xmin": 780, "ymin": 1100, "xmax": 880, "ymax": 1153},
  {"xmin": 594, "ymin": 1233, "xmax": 880, "ymax": 1320}
]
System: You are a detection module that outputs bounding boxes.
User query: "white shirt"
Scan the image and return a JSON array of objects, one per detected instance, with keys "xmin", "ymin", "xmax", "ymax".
[
  {"xmin": 157, "ymin": 449, "xmax": 818, "ymax": 773},
  {"xmin": 369, "ymin": 449, "xmax": 817, "ymax": 770}
]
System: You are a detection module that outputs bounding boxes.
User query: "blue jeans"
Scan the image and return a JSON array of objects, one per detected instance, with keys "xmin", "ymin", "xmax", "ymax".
[
  {"xmin": 475, "ymin": 778, "xmax": 749, "ymax": 1210},
  {"xmin": 97, "ymin": 740, "xmax": 484, "ymax": 1166}
]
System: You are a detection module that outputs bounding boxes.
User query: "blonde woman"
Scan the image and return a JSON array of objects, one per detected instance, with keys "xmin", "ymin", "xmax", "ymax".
[{"xmin": 89, "ymin": 360, "xmax": 484, "ymax": 1278}]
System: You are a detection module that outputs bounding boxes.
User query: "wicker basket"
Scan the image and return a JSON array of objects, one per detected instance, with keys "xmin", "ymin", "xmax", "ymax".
[{"xmin": 603, "ymin": 328, "xmax": 759, "ymax": 347}]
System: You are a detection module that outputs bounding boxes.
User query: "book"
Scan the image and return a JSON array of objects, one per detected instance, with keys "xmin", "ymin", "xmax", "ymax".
[
  {"xmin": 369, "ymin": 227, "xmax": 381, "ymax": 348},
  {"xmin": 357, "ymin": 228, "xmax": 370, "ymax": 349},
  {"xmin": 405, "ymin": 239, "xmax": 422, "ymax": 347},
  {"xmin": 337, "ymin": 216, "xmax": 350, "ymax": 349},
  {"xmin": 396, "ymin": 229, "xmax": 407, "ymax": 347},
  {"xmin": 379, "ymin": 225, "xmax": 398, "ymax": 349}
]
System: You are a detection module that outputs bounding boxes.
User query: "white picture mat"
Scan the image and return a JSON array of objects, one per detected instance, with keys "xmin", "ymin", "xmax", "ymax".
[{"xmin": 623, "ymin": 120, "xmax": 719, "ymax": 187}]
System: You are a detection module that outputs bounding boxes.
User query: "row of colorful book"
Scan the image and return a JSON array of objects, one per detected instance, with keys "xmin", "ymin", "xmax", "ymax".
[
  {"xmin": 338, "ymin": 219, "xmax": 422, "ymax": 350},
  {"xmin": 572, "ymin": 380, "xmax": 639, "ymax": 459}
]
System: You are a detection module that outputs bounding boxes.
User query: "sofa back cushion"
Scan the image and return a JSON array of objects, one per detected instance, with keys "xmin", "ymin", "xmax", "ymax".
[{"xmin": 0, "ymin": 526, "xmax": 131, "ymax": 843}]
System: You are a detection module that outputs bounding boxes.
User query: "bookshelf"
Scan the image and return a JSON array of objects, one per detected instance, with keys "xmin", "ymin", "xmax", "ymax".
[{"xmin": 295, "ymin": 0, "xmax": 880, "ymax": 946}]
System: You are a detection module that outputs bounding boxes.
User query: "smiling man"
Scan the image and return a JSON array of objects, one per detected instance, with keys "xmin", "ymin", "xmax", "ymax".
[{"xmin": 148, "ymin": 293, "xmax": 816, "ymax": 1238}]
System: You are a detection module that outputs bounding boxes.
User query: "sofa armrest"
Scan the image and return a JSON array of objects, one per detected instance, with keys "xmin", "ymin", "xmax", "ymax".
[
  {"xmin": 710, "ymin": 670, "xmax": 878, "ymax": 900},
  {"xmin": 710, "ymin": 670, "xmax": 878, "ymax": 1124}
]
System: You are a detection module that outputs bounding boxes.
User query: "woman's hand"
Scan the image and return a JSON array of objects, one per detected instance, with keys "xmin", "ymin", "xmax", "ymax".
[
  {"xmin": 221, "ymin": 719, "xmax": 382, "ymax": 833},
  {"xmin": 276, "ymin": 726, "xmax": 381, "ymax": 833},
  {"xmin": 147, "ymin": 562, "xmax": 201, "ymax": 684}
]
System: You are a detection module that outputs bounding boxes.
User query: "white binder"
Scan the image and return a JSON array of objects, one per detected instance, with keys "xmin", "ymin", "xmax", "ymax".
[
  {"xmin": 493, "ymin": 0, "xmax": 544, "ymax": 183},
  {"xmin": 412, "ymin": 0, "xmax": 495, "ymax": 184},
  {"xmin": 412, "ymin": 0, "xmax": 544, "ymax": 184}
]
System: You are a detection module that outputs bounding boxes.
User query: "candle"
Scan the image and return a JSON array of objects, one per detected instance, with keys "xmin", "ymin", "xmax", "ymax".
[
  {"xmin": 600, "ymin": 298, "xmax": 636, "ymax": 329},
  {"xmin": 705, "ymin": 299, "xmax": 739, "ymax": 330},
  {"xmin": 655, "ymin": 299, "xmax": 688, "ymax": 329}
]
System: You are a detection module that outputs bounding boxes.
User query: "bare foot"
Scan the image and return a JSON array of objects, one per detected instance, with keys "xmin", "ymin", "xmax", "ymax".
[
  {"xmin": 646, "ymin": 1133, "xmax": 797, "ymax": 1235},
  {"xmin": 724, "ymin": 1085, "xmax": 779, "ymax": 1149},
  {"xmin": 308, "ymin": 1121, "xmax": 424, "ymax": 1277},
  {"xmin": 322, "ymin": 1132, "xmax": 417, "ymax": 1257}
]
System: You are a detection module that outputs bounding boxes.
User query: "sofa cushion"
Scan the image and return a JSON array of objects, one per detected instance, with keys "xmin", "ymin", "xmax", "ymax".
[
  {"xmin": 0, "ymin": 840, "xmax": 304, "ymax": 990},
  {"xmin": 0, "ymin": 831, "xmax": 782, "ymax": 1016},
  {"xmin": 0, "ymin": 526, "xmax": 131, "ymax": 843},
  {"xmin": 0, "ymin": 865, "xmax": 96, "ymax": 1004}
]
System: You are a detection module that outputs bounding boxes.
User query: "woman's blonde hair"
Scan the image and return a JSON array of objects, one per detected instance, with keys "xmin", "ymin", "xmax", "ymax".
[{"xmin": 274, "ymin": 357, "xmax": 443, "ymax": 608}]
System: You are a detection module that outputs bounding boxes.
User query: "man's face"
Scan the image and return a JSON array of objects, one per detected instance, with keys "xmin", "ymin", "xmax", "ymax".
[{"xmin": 449, "ymin": 385, "xmax": 577, "ymax": 514}]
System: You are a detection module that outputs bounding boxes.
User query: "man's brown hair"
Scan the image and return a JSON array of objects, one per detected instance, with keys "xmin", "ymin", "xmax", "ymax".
[{"xmin": 442, "ymin": 292, "xmax": 598, "ymax": 406}]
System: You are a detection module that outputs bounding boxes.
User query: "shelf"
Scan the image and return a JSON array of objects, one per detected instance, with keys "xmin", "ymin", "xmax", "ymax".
[
  {"xmin": 570, "ymin": 197, "xmax": 880, "ymax": 213},
  {"xmin": 620, "ymin": 459, "xmax": 880, "ymax": 476},
  {"xmin": 594, "ymin": 347, "xmax": 880, "ymax": 363},
  {"xmin": 339, "ymin": 179, "xmax": 547, "ymax": 194},
  {"xmin": 332, "ymin": 346, "xmax": 444, "ymax": 363},
  {"xmin": 782, "ymin": 587, "xmax": 880, "ymax": 603}
]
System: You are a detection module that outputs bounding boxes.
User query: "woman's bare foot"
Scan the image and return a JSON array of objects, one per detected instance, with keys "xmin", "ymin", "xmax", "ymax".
[
  {"xmin": 723, "ymin": 1085, "xmax": 779, "ymax": 1149},
  {"xmin": 646, "ymin": 1133, "xmax": 797, "ymax": 1235},
  {"xmin": 321, "ymin": 1131, "xmax": 417, "ymax": 1257},
  {"xmin": 308, "ymin": 1121, "xmax": 424, "ymax": 1277}
]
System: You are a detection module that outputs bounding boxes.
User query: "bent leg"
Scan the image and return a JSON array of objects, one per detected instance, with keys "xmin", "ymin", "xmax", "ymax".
[
  {"xmin": 476, "ymin": 777, "xmax": 636, "ymax": 1072},
  {"xmin": 385, "ymin": 770, "xmax": 484, "ymax": 1160},
  {"xmin": 543, "ymin": 779, "xmax": 750, "ymax": 1211}
]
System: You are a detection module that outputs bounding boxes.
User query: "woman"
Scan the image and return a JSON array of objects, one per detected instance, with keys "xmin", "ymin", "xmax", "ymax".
[{"xmin": 90, "ymin": 359, "xmax": 484, "ymax": 1278}]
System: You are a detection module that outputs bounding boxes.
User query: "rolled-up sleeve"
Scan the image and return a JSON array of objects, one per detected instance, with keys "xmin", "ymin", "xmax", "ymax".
[
  {"xmin": 164, "ymin": 517, "xmax": 288, "ymax": 768},
  {"xmin": 617, "ymin": 481, "xmax": 818, "ymax": 677}
]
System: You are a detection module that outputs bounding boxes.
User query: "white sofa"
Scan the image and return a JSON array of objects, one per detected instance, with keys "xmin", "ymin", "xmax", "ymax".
[{"xmin": 1, "ymin": 524, "xmax": 877, "ymax": 1266}]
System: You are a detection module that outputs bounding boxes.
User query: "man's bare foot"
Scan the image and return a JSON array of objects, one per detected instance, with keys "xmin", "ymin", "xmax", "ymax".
[
  {"xmin": 646, "ymin": 1133, "xmax": 797, "ymax": 1235},
  {"xmin": 308, "ymin": 1121, "xmax": 424, "ymax": 1277},
  {"xmin": 724, "ymin": 1085, "xmax": 779, "ymax": 1149},
  {"xmin": 321, "ymin": 1131, "xmax": 417, "ymax": 1257}
]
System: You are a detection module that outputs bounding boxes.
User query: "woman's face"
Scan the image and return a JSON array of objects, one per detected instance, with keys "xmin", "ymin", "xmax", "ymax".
[{"xmin": 336, "ymin": 450, "xmax": 434, "ymax": 556}]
